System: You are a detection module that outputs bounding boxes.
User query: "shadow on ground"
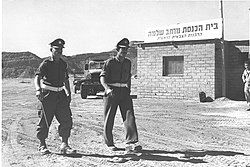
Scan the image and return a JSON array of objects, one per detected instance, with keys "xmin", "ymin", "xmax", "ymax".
[{"xmin": 55, "ymin": 149, "xmax": 246, "ymax": 164}]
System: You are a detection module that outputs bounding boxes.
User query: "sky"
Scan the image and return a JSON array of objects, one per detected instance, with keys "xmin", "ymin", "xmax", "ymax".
[{"xmin": 2, "ymin": 0, "xmax": 250, "ymax": 58}]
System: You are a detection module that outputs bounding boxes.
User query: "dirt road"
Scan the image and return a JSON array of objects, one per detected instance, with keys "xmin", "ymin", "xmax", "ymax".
[{"xmin": 2, "ymin": 78, "xmax": 250, "ymax": 167}]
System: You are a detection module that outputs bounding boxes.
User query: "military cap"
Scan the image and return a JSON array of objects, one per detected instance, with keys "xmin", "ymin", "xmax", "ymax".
[
  {"xmin": 49, "ymin": 38, "xmax": 65, "ymax": 48},
  {"xmin": 116, "ymin": 38, "xmax": 130, "ymax": 48}
]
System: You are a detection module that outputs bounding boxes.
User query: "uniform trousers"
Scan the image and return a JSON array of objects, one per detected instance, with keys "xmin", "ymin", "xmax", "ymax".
[
  {"xmin": 103, "ymin": 87, "xmax": 138, "ymax": 146},
  {"xmin": 244, "ymin": 83, "xmax": 250, "ymax": 105},
  {"xmin": 37, "ymin": 89, "xmax": 72, "ymax": 140}
]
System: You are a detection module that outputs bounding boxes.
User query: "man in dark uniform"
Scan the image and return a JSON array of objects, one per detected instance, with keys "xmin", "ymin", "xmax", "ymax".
[
  {"xmin": 34, "ymin": 38, "xmax": 76, "ymax": 155},
  {"xmin": 100, "ymin": 38, "xmax": 142, "ymax": 152}
]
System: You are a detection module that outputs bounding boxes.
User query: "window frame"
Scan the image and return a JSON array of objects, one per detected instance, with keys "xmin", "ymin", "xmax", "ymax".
[{"xmin": 162, "ymin": 56, "xmax": 184, "ymax": 76}]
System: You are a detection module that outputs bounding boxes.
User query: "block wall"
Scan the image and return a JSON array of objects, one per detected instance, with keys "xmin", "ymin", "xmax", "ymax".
[{"xmin": 137, "ymin": 41, "xmax": 219, "ymax": 100}]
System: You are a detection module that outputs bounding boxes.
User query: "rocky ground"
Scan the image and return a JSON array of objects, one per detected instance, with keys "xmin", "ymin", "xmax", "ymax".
[{"xmin": 2, "ymin": 78, "xmax": 250, "ymax": 167}]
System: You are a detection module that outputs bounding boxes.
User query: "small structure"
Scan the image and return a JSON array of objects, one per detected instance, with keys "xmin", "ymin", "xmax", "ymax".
[{"xmin": 136, "ymin": 19, "xmax": 249, "ymax": 100}]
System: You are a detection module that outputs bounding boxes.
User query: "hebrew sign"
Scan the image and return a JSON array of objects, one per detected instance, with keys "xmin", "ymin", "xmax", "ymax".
[{"xmin": 144, "ymin": 19, "xmax": 222, "ymax": 43}]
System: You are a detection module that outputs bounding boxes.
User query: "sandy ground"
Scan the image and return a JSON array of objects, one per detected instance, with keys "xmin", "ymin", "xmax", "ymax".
[{"xmin": 2, "ymin": 78, "xmax": 250, "ymax": 167}]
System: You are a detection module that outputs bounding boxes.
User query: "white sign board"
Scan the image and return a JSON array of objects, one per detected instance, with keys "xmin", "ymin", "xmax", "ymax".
[{"xmin": 144, "ymin": 19, "xmax": 222, "ymax": 43}]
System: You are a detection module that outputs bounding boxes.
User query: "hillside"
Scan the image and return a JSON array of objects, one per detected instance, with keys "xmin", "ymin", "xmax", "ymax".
[
  {"xmin": 2, "ymin": 51, "xmax": 43, "ymax": 78},
  {"xmin": 2, "ymin": 44, "xmax": 137, "ymax": 78}
]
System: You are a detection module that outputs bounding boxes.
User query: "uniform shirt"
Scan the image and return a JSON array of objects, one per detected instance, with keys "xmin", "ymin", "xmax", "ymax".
[
  {"xmin": 35, "ymin": 58, "xmax": 69, "ymax": 87},
  {"xmin": 242, "ymin": 69, "xmax": 250, "ymax": 84},
  {"xmin": 100, "ymin": 57, "xmax": 131, "ymax": 84}
]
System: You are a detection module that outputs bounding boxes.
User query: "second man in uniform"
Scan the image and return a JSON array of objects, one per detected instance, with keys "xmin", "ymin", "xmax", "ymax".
[{"xmin": 100, "ymin": 38, "xmax": 142, "ymax": 152}]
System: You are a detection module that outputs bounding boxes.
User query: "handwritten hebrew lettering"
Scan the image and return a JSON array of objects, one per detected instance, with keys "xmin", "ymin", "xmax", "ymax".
[
  {"xmin": 148, "ymin": 31, "xmax": 153, "ymax": 37},
  {"xmin": 165, "ymin": 29, "xmax": 169, "ymax": 35},
  {"xmin": 183, "ymin": 25, "xmax": 203, "ymax": 33},
  {"xmin": 182, "ymin": 27, "xmax": 187, "ymax": 33},
  {"xmin": 213, "ymin": 23, "xmax": 218, "ymax": 29},
  {"xmin": 172, "ymin": 34, "xmax": 187, "ymax": 39},
  {"xmin": 205, "ymin": 23, "xmax": 219, "ymax": 30},
  {"xmin": 148, "ymin": 29, "xmax": 164, "ymax": 37},
  {"xmin": 198, "ymin": 25, "xmax": 203, "ymax": 31},
  {"xmin": 146, "ymin": 19, "xmax": 221, "ymax": 42},
  {"xmin": 206, "ymin": 24, "xmax": 209, "ymax": 30},
  {"xmin": 157, "ymin": 30, "xmax": 164, "ymax": 36},
  {"xmin": 195, "ymin": 26, "xmax": 198, "ymax": 31},
  {"xmin": 157, "ymin": 36, "xmax": 170, "ymax": 40},
  {"xmin": 169, "ymin": 28, "xmax": 181, "ymax": 35},
  {"xmin": 188, "ymin": 32, "xmax": 202, "ymax": 37}
]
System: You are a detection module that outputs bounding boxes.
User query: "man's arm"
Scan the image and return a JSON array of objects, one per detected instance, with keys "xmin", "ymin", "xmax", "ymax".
[
  {"xmin": 100, "ymin": 76, "xmax": 112, "ymax": 95},
  {"xmin": 127, "ymin": 76, "xmax": 131, "ymax": 91},
  {"xmin": 242, "ymin": 71, "xmax": 246, "ymax": 83},
  {"xmin": 34, "ymin": 75, "xmax": 42, "ymax": 91},
  {"xmin": 64, "ymin": 79, "xmax": 71, "ymax": 96},
  {"xmin": 34, "ymin": 75, "xmax": 44, "ymax": 101},
  {"xmin": 127, "ymin": 60, "xmax": 132, "ymax": 91}
]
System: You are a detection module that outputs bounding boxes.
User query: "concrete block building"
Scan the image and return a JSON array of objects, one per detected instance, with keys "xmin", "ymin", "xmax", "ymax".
[{"xmin": 136, "ymin": 18, "xmax": 249, "ymax": 100}]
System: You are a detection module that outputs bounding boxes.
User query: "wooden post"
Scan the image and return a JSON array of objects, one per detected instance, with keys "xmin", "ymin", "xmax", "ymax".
[
  {"xmin": 249, "ymin": 8, "xmax": 250, "ymax": 58},
  {"xmin": 220, "ymin": 0, "xmax": 226, "ymax": 97}
]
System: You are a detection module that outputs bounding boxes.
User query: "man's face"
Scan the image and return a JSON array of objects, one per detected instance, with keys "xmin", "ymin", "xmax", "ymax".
[
  {"xmin": 51, "ymin": 47, "xmax": 63, "ymax": 60},
  {"xmin": 118, "ymin": 47, "xmax": 128, "ymax": 56},
  {"xmin": 116, "ymin": 47, "xmax": 128, "ymax": 62}
]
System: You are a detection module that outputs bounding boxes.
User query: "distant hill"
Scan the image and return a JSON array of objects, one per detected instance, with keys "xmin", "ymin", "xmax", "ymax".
[
  {"xmin": 63, "ymin": 51, "xmax": 116, "ymax": 74},
  {"xmin": 2, "ymin": 43, "xmax": 138, "ymax": 78},
  {"xmin": 2, "ymin": 51, "xmax": 43, "ymax": 78}
]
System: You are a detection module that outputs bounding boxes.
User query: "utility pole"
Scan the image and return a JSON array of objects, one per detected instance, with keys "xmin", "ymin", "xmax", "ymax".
[
  {"xmin": 220, "ymin": 0, "xmax": 226, "ymax": 97},
  {"xmin": 249, "ymin": 8, "xmax": 250, "ymax": 58}
]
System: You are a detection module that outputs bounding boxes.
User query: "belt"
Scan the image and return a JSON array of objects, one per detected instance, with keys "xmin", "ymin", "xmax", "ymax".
[
  {"xmin": 108, "ymin": 83, "xmax": 128, "ymax": 88},
  {"xmin": 41, "ymin": 83, "xmax": 64, "ymax": 92}
]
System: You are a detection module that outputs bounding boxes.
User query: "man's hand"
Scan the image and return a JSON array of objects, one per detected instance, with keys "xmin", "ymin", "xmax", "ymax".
[
  {"xmin": 67, "ymin": 94, "xmax": 71, "ymax": 104},
  {"xmin": 36, "ymin": 90, "xmax": 44, "ymax": 101},
  {"xmin": 106, "ymin": 88, "xmax": 113, "ymax": 97}
]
